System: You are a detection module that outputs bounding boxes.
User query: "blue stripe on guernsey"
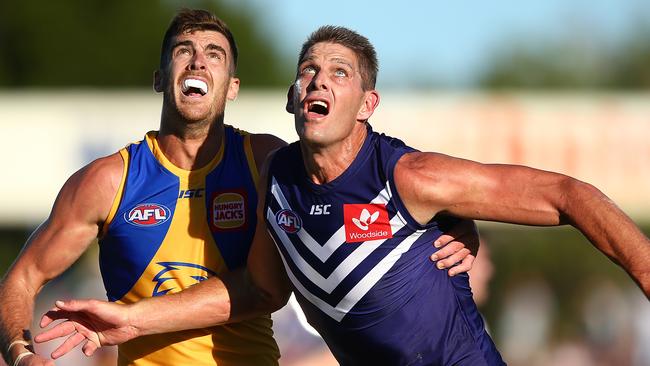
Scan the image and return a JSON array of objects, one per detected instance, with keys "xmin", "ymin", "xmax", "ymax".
[
  {"xmin": 264, "ymin": 124, "xmax": 505, "ymax": 365},
  {"xmin": 99, "ymin": 141, "xmax": 179, "ymax": 302},
  {"xmin": 204, "ymin": 127, "xmax": 257, "ymax": 270},
  {"xmin": 98, "ymin": 127, "xmax": 277, "ymax": 365}
]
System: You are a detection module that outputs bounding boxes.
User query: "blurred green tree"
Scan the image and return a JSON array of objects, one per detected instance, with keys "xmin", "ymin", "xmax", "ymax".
[
  {"xmin": 0, "ymin": 0, "xmax": 286, "ymax": 87},
  {"xmin": 609, "ymin": 22, "xmax": 650, "ymax": 88},
  {"xmin": 479, "ymin": 20, "xmax": 650, "ymax": 90}
]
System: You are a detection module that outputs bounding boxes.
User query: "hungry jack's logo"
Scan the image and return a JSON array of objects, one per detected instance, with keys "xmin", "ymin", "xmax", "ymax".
[
  {"xmin": 343, "ymin": 204, "xmax": 392, "ymax": 243},
  {"xmin": 210, "ymin": 189, "xmax": 247, "ymax": 232}
]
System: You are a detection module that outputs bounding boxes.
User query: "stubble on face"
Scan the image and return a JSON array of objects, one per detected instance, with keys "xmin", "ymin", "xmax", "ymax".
[{"xmin": 162, "ymin": 31, "xmax": 235, "ymax": 131}]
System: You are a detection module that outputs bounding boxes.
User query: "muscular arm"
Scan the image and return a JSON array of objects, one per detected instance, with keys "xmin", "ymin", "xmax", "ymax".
[
  {"xmin": 120, "ymin": 157, "xmax": 292, "ymax": 336},
  {"xmin": 0, "ymin": 153, "xmax": 122, "ymax": 365},
  {"xmin": 394, "ymin": 152, "xmax": 650, "ymax": 297},
  {"xmin": 34, "ymin": 137, "xmax": 481, "ymax": 357},
  {"xmin": 35, "ymin": 135, "xmax": 293, "ymax": 357},
  {"xmin": 122, "ymin": 134, "xmax": 291, "ymax": 332},
  {"xmin": 96, "ymin": 209, "xmax": 291, "ymax": 344}
]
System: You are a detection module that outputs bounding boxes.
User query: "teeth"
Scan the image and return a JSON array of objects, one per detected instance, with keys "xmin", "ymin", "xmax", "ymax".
[
  {"xmin": 309, "ymin": 101, "xmax": 327, "ymax": 108},
  {"xmin": 182, "ymin": 78, "xmax": 208, "ymax": 95}
]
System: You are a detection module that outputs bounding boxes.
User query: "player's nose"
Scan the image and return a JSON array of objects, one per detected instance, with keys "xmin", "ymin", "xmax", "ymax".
[
  {"xmin": 188, "ymin": 51, "xmax": 207, "ymax": 71},
  {"xmin": 309, "ymin": 70, "xmax": 329, "ymax": 91}
]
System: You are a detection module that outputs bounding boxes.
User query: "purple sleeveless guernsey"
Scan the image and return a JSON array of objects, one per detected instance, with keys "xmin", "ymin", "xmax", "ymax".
[{"xmin": 264, "ymin": 124, "xmax": 505, "ymax": 366}]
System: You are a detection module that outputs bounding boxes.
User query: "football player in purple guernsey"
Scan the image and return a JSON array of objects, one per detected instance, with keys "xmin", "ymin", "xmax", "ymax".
[
  {"xmin": 33, "ymin": 24, "xmax": 649, "ymax": 366},
  {"xmin": 0, "ymin": 11, "xmax": 479, "ymax": 366}
]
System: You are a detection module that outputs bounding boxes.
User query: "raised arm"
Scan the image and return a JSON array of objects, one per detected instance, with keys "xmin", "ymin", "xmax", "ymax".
[
  {"xmin": 0, "ymin": 153, "xmax": 122, "ymax": 366},
  {"xmin": 394, "ymin": 151, "xmax": 650, "ymax": 297}
]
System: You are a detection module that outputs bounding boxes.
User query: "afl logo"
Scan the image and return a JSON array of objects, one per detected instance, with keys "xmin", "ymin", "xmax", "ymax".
[
  {"xmin": 125, "ymin": 203, "xmax": 171, "ymax": 227},
  {"xmin": 275, "ymin": 209, "xmax": 302, "ymax": 233}
]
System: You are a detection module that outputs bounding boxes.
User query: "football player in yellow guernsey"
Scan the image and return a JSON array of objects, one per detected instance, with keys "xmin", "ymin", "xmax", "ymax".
[{"xmin": 0, "ymin": 9, "xmax": 479, "ymax": 366}]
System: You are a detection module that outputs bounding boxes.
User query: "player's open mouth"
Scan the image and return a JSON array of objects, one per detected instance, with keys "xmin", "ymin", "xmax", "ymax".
[
  {"xmin": 307, "ymin": 100, "xmax": 329, "ymax": 117},
  {"xmin": 182, "ymin": 78, "xmax": 208, "ymax": 97}
]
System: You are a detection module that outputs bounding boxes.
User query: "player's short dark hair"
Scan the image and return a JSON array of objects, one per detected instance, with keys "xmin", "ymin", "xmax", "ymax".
[
  {"xmin": 160, "ymin": 9, "xmax": 238, "ymax": 74},
  {"xmin": 298, "ymin": 26, "xmax": 378, "ymax": 90}
]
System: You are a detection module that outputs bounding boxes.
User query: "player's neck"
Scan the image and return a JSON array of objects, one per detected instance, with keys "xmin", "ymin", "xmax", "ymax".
[
  {"xmin": 156, "ymin": 121, "xmax": 225, "ymax": 171},
  {"xmin": 301, "ymin": 125, "xmax": 367, "ymax": 185}
]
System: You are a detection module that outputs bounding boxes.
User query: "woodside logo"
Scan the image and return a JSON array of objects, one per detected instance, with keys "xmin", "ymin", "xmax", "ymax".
[{"xmin": 343, "ymin": 204, "xmax": 392, "ymax": 243}]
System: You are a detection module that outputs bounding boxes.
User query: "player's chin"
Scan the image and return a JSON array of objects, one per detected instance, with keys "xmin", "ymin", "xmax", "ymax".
[
  {"xmin": 177, "ymin": 106, "xmax": 214, "ymax": 122},
  {"xmin": 301, "ymin": 130, "xmax": 333, "ymax": 147}
]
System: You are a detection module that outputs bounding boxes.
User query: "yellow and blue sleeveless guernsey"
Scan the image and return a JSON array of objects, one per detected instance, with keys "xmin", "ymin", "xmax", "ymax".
[{"xmin": 99, "ymin": 126, "xmax": 279, "ymax": 366}]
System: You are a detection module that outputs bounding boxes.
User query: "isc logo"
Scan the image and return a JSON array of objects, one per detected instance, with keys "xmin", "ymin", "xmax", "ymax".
[
  {"xmin": 309, "ymin": 204, "xmax": 331, "ymax": 215},
  {"xmin": 275, "ymin": 209, "xmax": 302, "ymax": 233},
  {"xmin": 125, "ymin": 203, "xmax": 171, "ymax": 227},
  {"xmin": 178, "ymin": 188, "xmax": 204, "ymax": 199}
]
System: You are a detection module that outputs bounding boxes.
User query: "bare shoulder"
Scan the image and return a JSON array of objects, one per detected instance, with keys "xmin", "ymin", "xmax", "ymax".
[
  {"xmin": 395, "ymin": 151, "xmax": 490, "ymax": 182},
  {"xmin": 53, "ymin": 152, "xmax": 124, "ymax": 224},
  {"xmin": 72, "ymin": 152, "xmax": 124, "ymax": 197},
  {"xmin": 249, "ymin": 134, "xmax": 288, "ymax": 172},
  {"xmin": 394, "ymin": 151, "xmax": 458, "ymax": 186},
  {"xmin": 393, "ymin": 151, "xmax": 481, "ymax": 224},
  {"xmin": 249, "ymin": 133, "xmax": 288, "ymax": 155},
  {"xmin": 10, "ymin": 153, "xmax": 125, "ymax": 279},
  {"xmin": 396, "ymin": 151, "xmax": 468, "ymax": 171},
  {"xmin": 83, "ymin": 152, "xmax": 124, "ymax": 184}
]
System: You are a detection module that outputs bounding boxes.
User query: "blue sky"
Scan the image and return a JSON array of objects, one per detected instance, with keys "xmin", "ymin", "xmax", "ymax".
[{"xmin": 227, "ymin": 0, "xmax": 649, "ymax": 88}]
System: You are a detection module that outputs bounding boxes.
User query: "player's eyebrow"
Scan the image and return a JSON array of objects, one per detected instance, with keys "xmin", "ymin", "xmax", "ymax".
[
  {"xmin": 171, "ymin": 41, "xmax": 228, "ymax": 62},
  {"xmin": 299, "ymin": 55, "xmax": 353, "ymax": 68},
  {"xmin": 330, "ymin": 57, "xmax": 353, "ymax": 70},
  {"xmin": 299, "ymin": 55, "xmax": 315, "ymax": 65},
  {"xmin": 172, "ymin": 40, "xmax": 194, "ymax": 50},
  {"xmin": 205, "ymin": 44, "xmax": 227, "ymax": 59}
]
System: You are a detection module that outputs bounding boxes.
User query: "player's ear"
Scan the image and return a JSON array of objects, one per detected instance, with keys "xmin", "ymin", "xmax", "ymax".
[
  {"xmin": 285, "ymin": 83, "xmax": 296, "ymax": 114},
  {"xmin": 227, "ymin": 77, "xmax": 240, "ymax": 101},
  {"xmin": 357, "ymin": 90, "xmax": 379, "ymax": 121},
  {"xmin": 153, "ymin": 70, "xmax": 163, "ymax": 93}
]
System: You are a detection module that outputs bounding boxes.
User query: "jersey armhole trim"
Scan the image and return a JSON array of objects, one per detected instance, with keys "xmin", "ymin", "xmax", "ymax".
[
  {"xmin": 243, "ymin": 134, "xmax": 260, "ymax": 183},
  {"xmin": 386, "ymin": 150, "xmax": 438, "ymax": 232},
  {"xmin": 101, "ymin": 148, "xmax": 129, "ymax": 237}
]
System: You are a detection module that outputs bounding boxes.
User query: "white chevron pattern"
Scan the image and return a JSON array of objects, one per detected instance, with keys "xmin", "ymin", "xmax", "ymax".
[
  {"xmin": 267, "ymin": 177, "xmax": 425, "ymax": 322},
  {"xmin": 270, "ymin": 177, "xmax": 391, "ymax": 262}
]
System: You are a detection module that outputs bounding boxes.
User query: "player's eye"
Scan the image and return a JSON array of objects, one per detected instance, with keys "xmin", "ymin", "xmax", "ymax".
[
  {"xmin": 175, "ymin": 47, "xmax": 191, "ymax": 57},
  {"xmin": 334, "ymin": 69, "xmax": 348, "ymax": 78},
  {"xmin": 301, "ymin": 66, "xmax": 316, "ymax": 75},
  {"xmin": 207, "ymin": 51, "xmax": 222, "ymax": 60}
]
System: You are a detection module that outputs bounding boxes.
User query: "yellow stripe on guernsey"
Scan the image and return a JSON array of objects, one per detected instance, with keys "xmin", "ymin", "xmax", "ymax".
[
  {"xmin": 243, "ymin": 133, "xmax": 260, "ymax": 183},
  {"xmin": 122, "ymin": 131, "xmax": 227, "ymax": 304},
  {"xmin": 99, "ymin": 128, "xmax": 278, "ymax": 366},
  {"xmin": 102, "ymin": 148, "xmax": 130, "ymax": 237}
]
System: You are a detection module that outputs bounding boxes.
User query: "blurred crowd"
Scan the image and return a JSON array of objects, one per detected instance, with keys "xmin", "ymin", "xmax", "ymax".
[{"xmin": 3, "ymin": 235, "xmax": 646, "ymax": 366}]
